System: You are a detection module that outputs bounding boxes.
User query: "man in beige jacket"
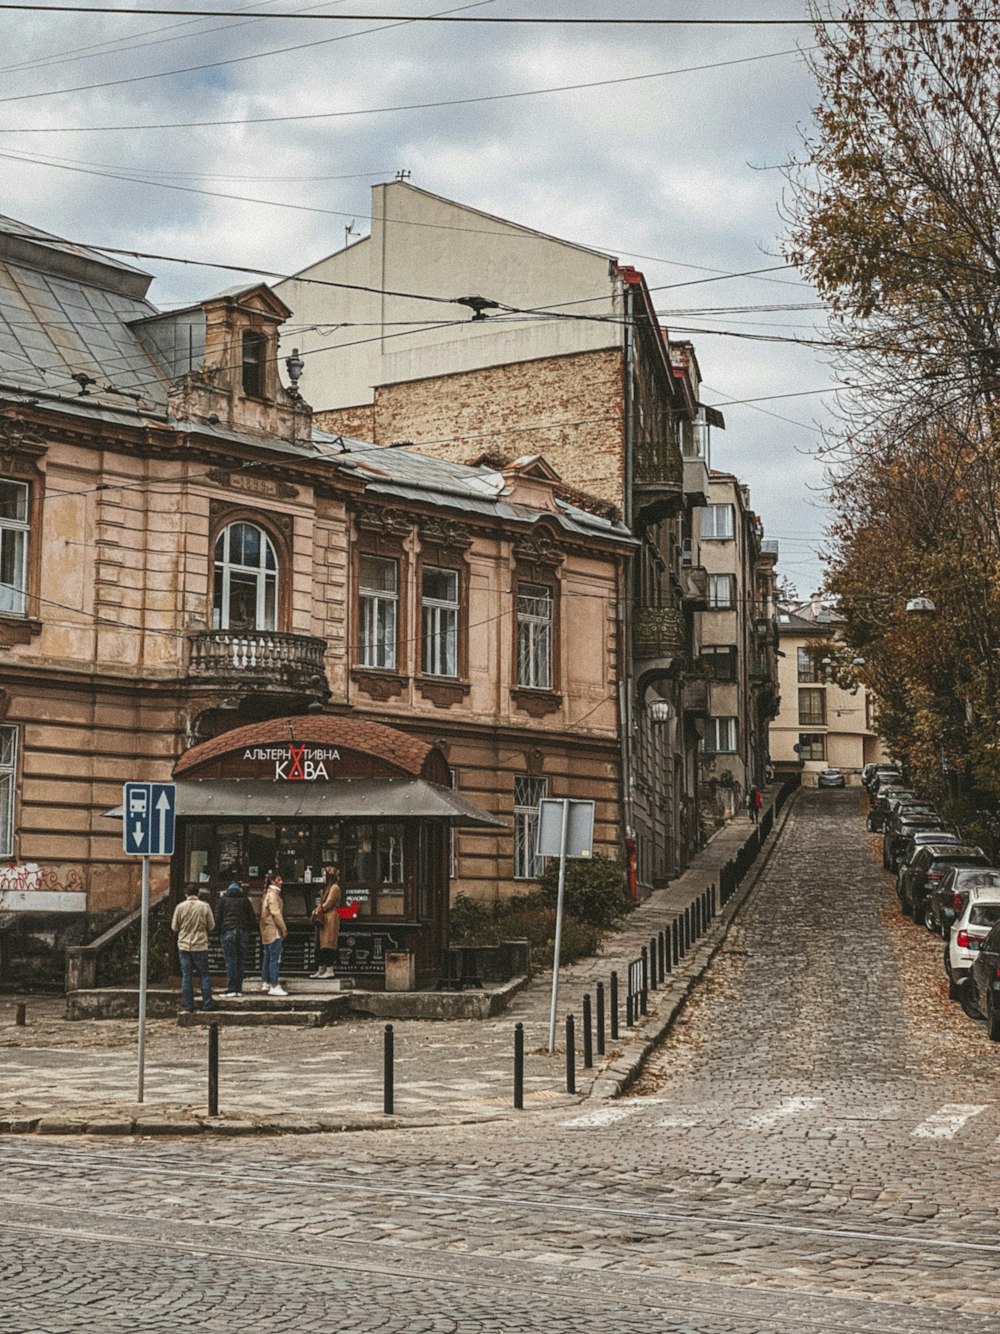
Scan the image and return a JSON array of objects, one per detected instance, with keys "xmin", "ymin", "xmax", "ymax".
[
  {"xmin": 171, "ymin": 886, "xmax": 215, "ymax": 1013},
  {"xmin": 259, "ymin": 873, "xmax": 288, "ymax": 996}
]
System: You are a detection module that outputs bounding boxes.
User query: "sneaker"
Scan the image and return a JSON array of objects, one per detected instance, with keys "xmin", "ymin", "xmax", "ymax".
[
  {"xmin": 268, "ymin": 985, "xmax": 288, "ymax": 997},
  {"xmin": 260, "ymin": 982, "xmax": 271, "ymax": 993},
  {"xmin": 219, "ymin": 991, "xmax": 236, "ymax": 998}
]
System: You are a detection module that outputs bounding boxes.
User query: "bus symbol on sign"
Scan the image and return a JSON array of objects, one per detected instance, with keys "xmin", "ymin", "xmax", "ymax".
[{"xmin": 123, "ymin": 782, "xmax": 176, "ymax": 857}]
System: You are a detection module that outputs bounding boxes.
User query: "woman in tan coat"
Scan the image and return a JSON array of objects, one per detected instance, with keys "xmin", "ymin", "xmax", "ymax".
[{"xmin": 309, "ymin": 865, "xmax": 342, "ymax": 979}]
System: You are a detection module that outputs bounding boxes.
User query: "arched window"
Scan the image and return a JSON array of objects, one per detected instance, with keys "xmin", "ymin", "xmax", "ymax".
[{"xmin": 213, "ymin": 522, "xmax": 278, "ymax": 631}]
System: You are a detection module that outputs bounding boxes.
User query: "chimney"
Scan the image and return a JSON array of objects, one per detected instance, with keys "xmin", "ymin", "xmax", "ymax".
[{"xmin": 810, "ymin": 591, "xmax": 823, "ymax": 619}]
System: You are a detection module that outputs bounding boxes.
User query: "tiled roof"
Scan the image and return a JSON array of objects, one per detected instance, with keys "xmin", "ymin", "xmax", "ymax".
[{"xmin": 174, "ymin": 714, "xmax": 434, "ymax": 778}]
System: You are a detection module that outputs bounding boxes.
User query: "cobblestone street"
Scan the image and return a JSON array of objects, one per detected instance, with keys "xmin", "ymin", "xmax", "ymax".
[{"xmin": 4, "ymin": 790, "xmax": 1000, "ymax": 1332}]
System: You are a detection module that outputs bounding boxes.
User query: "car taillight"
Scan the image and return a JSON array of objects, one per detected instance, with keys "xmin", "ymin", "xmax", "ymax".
[
  {"xmin": 925, "ymin": 872, "xmax": 943, "ymax": 882},
  {"xmin": 952, "ymin": 894, "xmax": 964, "ymax": 911},
  {"xmin": 957, "ymin": 930, "xmax": 971, "ymax": 948}
]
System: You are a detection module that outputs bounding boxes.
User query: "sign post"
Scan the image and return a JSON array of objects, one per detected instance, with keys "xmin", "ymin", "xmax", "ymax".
[
  {"xmin": 536, "ymin": 798, "xmax": 595, "ymax": 1054},
  {"xmin": 123, "ymin": 782, "xmax": 176, "ymax": 1103}
]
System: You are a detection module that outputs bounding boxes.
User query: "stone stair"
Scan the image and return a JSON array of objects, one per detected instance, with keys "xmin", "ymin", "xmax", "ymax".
[{"xmin": 178, "ymin": 993, "xmax": 352, "ymax": 1029}]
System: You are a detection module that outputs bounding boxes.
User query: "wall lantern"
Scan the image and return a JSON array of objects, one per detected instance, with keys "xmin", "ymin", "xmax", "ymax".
[{"xmin": 647, "ymin": 700, "xmax": 673, "ymax": 725}]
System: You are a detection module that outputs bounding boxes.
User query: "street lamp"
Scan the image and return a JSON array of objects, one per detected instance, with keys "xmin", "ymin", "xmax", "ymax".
[{"xmin": 905, "ymin": 593, "xmax": 936, "ymax": 615}]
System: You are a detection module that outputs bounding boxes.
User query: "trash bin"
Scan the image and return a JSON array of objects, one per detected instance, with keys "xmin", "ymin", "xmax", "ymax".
[{"xmin": 385, "ymin": 951, "xmax": 415, "ymax": 992}]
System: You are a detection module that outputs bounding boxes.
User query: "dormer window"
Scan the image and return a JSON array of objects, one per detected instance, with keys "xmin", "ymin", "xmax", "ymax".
[{"xmin": 242, "ymin": 330, "xmax": 267, "ymax": 398}]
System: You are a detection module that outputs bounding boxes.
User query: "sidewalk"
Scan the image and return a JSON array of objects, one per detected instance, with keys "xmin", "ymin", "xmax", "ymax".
[{"xmin": 0, "ymin": 793, "xmax": 796, "ymax": 1136}]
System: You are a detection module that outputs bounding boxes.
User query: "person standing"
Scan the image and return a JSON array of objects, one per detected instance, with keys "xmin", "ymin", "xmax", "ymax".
[
  {"xmin": 309, "ymin": 865, "xmax": 342, "ymax": 980},
  {"xmin": 260, "ymin": 872, "xmax": 288, "ymax": 996},
  {"xmin": 216, "ymin": 880, "xmax": 256, "ymax": 997},
  {"xmin": 747, "ymin": 785, "xmax": 761, "ymax": 825},
  {"xmin": 171, "ymin": 886, "xmax": 215, "ymax": 1014}
]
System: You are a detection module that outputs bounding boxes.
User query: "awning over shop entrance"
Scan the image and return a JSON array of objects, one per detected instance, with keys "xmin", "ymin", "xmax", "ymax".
[{"xmin": 167, "ymin": 777, "xmax": 505, "ymax": 827}]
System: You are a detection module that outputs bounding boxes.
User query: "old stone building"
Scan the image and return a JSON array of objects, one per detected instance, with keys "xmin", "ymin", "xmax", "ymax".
[
  {"xmin": 275, "ymin": 181, "xmax": 725, "ymax": 886},
  {"xmin": 0, "ymin": 214, "xmax": 632, "ymax": 982},
  {"xmin": 696, "ymin": 473, "xmax": 780, "ymax": 824}
]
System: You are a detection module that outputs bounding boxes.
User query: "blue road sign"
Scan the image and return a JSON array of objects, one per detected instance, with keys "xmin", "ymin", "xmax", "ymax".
[{"xmin": 123, "ymin": 782, "xmax": 176, "ymax": 857}]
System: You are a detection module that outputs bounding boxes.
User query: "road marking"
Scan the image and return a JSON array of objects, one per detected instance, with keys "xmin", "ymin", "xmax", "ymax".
[
  {"xmin": 747, "ymin": 1096, "xmax": 822, "ymax": 1128},
  {"xmin": 561, "ymin": 1104, "xmax": 646, "ymax": 1128},
  {"xmin": 654, "ymin": 1114, "xmax": 700, "ymax": 1129},
  {"xmin": 911, "ymin": 1104, "xmax": 988, "ymax": 1139}
]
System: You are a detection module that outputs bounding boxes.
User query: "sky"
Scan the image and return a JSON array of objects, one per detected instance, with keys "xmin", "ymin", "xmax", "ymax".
[{"xmin": 0, "ymin": 0, "xmax": 839, "ymax": 595}]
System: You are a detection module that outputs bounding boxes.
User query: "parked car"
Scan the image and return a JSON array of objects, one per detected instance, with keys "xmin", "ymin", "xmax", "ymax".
[
  {"xmin": 894, "ymin": 830, "xmax": 962, "ymax": 887},
  {"xmin": 899, "ymin": 845, "xmax": 990, "ymax": 926},
  {"xmin": 883, "ymin": 812, "xmax": 946, "ymax": 871},
  {"xmin": 818, "ymin": 767, "xmax": 846, "ymax": 789},
  {"xmin": 867, "ymin": 787, "xmax": 917, "ymax": 832},
  {"xmin": 933, "ymin": 866, "xmax": 1000, "ymax": 941},
  {"xmin": 965, "ymin": 919, "xmax": 1000, "ymax": 1039},
  {"xmin": 944, "ymin": 888, "xmax": 1000, "ymax": 999},
  {"xmin": 868, "ymin": 768, "xmax": 903, "ymax": 802}
]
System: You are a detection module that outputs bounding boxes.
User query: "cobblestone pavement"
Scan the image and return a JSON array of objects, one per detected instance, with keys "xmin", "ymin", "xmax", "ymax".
[{"xmin": 3, "ymin": 790, "xmax": 1000, "ymax": 1330}]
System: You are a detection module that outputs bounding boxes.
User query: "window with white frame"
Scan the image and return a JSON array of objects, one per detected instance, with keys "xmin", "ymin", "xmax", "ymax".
[
  {"xmin": 700, "ymin": 504, "xmax": 734, "ymax": 540},
  {"xmin": 798, "ymin": 688, "xmax": 826, "ymax": 726},
  {"xmin": 700, "ymin": 645, "xmax": 737, "ymax": 681},
  {"xmin": 421, "ymin": 566, "xmax": 459, "ymax": 677},
  {"xmin": 0, "ymin": 480, "xmax": 29, "ymax": 617},
  {"xmin": 358, "ymin": 555, "xmax": 399, "ymax": 670},
  {"xmin": 797, "ymin": 646, "xmax": 821, "ymax": 682},
  {"xmin": 0, "ymin": 726, "xmax": 17, "ymax": 855},
  {"xmin": 516, "ymin": 582, "xmax": 553, "ymax": 689},
  {"xmin": 514, "ymin": 775, "xmax": 547, "ymax": 879},
  {"xmin": 704, "ymin": 717, "xmax": 737, "ymax": 753},
  {"xmin": 707, "ymin": 574, "xmax": 735, "ymax": 609},
  {"xmin": 213, "ymin": 521, "xmax": 277, "ymax": 631}
]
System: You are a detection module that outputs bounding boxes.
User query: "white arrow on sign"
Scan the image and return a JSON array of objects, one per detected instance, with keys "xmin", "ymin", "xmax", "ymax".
[
  {"xmin": 132, "ymin": 822, "xmax": 144, "ymax": 848},
  {"xmin": 156, "ymin": 790, "xmax": 171, "ymax": 852}
]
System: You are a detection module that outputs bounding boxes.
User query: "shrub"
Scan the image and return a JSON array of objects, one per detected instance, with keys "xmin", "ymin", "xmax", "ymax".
[
  {"xmin": 449, "ymin": 892, "xmax": 602, "ymax": 967},
  {"xmin": 538, "ymin": 854, "xmax": 632, "ymax": 930}
]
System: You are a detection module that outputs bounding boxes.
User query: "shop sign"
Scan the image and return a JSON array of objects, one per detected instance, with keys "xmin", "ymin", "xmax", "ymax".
[
  {"xmin": 242, "ymin": 744, "xmax": 342, "ymax": 781},
  {"xmin": 335, "ymin": 929, "xmax": 399, "ymax": 976}
]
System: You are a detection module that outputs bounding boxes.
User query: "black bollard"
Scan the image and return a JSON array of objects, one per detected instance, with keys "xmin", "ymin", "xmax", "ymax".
[
  {"xmin": 582, "ymin": 993, "xmax": 593, "ymax": 1069},
  {"xmin": 566, "ymin": 1015, "xmax": 576, "ymax": 1094},
  {"xmin": 513, "ymin": 1022, "xmax": 524, "ymax": 1110},
  {"xmin": 640, "ymin": 947, "xmax": 649, "ymax": 1015},
  {"xmin": 596, "ymin": 981, "xmax": 606, "ymax": 1056},
  {"xmin": 648, "ymin": 938, "xmax": 657, "ymax": 991},
  {"xmin": 208, "ymin": 1022, "xmax": 219, "ymax": 1118},
  {"xmin": 626, "ymin": 988, "xmax": 634, "ymax": 1028},
  {"xmin": 664, "ymin": 926, "xmax": 673, "ymax": 975},
  {"xmin": 610, "ymin": 971, "xmax": 619, "ymax": 1040},
  {"xmin": 671, "ymin": 917, "xmax": 680, "ymax": 966},
  {"xmin": 383, "ymin": 1023, "xmax": 394, "ymax": 1116},
  {"xmin": 658, "ymin": 929, "xmax": 666, "ymax": 982},
  {"xmin": 14, "ymin": 1002, "xmax": 25, "ymax": 1027}
]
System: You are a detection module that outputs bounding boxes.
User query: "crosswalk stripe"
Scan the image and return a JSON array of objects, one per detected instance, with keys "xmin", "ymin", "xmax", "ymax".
[
  {"xmin": 561, "ymin": 1104, "xmax": 645, "ymax": 1128},
  {"xmin": 912, "ymin": 1104, "xmax": 988, "ymax": 1139},
  {"xmin": 654, "ymin": 1113, "xmax": 700, "ymax": 1129},
  {"xmin": 747, "ymin": 1096, "xmax": 822, "ymax": 1128}
]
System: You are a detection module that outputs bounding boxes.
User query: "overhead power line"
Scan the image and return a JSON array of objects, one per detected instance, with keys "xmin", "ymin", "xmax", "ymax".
[
  {"xmin": 0, "ymin": 45, "xmax": 807, "ymax": 131},
  {"xmin": 0, "ymin": 5, "xmax": 993, "ymax": 24}
]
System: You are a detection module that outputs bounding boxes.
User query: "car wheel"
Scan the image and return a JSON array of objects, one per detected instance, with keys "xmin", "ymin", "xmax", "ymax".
[
  {"xmin": 948, "ymin": 975, "xmax": 962, "ymax": 1001},
  {"xmin": 923, "ymin": 904, "xmax": 936, "ymax": 932},
  {"xmin": 960, "ymin": 981, "xmax": 984, "ymax": 1021},
  {"xmin": 911, "ymin": 896, "xmax": 923, "ymax": 925},
  {"xmin": 988, "ymin": 1001, "xmax": 1000, "ymax": 1043}
]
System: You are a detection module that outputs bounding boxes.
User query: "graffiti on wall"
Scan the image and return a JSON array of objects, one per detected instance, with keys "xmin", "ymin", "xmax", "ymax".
[{"xmin": 0, "ymin": 862, "xmax": 85, "ymax": 894}]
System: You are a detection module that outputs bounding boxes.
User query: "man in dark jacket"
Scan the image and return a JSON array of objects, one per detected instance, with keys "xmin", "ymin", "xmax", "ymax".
[{"xmin": 216, "ymin": 881, "xmax": 257, "ymax": 997}]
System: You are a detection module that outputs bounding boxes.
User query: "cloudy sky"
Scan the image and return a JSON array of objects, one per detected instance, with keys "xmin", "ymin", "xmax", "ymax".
[{"xmin": 2, "ymin": 0, "xmax": 837, "ymax": 594}]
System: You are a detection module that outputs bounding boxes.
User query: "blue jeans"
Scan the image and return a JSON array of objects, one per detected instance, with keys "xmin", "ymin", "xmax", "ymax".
[
  {"xmin": 262, "ymin": 937, "xmax": 283, "ymax": 987},
  {"xmin": 179, "ymin": 949, "xmax": 213, "ymax": 1012}
]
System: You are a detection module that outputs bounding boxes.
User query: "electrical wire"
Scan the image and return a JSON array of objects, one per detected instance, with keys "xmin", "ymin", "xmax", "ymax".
[
  {"xmin": 0, "ymin": 6, "xmax": 994, "ymax": 25},
  {"xmin": 0, "ymin": 0, "xmax": 496, "ymax": 105},
  {"xmin": 0, "ymin": 45, "xmax": 808, "ymax": 131}
]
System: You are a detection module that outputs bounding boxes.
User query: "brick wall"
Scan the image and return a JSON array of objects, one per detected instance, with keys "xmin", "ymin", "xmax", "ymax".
[{"xmin": 316, "ymin": 348, "xmax": 627, "ymax": 508}]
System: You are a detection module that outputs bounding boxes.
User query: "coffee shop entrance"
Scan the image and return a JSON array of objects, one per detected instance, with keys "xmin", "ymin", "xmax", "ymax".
[{"xmin": 171, "ymin": 716, "xmax": 503, "ymax": 986}]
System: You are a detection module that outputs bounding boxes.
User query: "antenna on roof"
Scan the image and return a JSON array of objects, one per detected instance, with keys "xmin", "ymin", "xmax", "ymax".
[{"xmin": 394, "ymin": 169, "xmax": 411, "ymax": 182}]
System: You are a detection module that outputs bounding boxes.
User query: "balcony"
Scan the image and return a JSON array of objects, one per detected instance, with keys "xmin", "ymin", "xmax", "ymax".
[
  {"xmin": 633, "ymin": 439, "xmax": 684, "ymax": 523},
  {"xmin": 749, "ymin": 652, "xmax": 773, "ymax": 684},
  {"xmin": 188, "ymin": 630, "xmax": 329, "ymax": 697},
  {"xmin": 681, "ymin": 564, "xmax": 709, "ymax": 610},
  {"xmin": 633, "ymin": 606, "xmax": 687, "ymax": 682},
  {"xmin": 682, "ymin": 676, "xmax": 709, "ymax": 717},
  {"xmin": 682, "ymin": 454, "xmax": 710, "ymax": 508}
]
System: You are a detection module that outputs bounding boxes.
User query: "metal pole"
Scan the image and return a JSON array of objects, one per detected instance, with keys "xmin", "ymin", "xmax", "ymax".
[
  {"xmin": 582, "ymin": 993, "xmax": 593, "ymax": 1068},
  {"xmin": 596, "ymin": 981, "xmax": 606, "ymax": 1056},
  {"xmin": 547, "ymin": 799, "xmax": 571, "ymax": 1054},
  {"xmin": 383, "ymin": 1023, "xmax": 394, "ymax": 1115},
  {"xmin": 208, "ymin": 1022, "xmax": 219, "ymax": 1117},
  {"xmin": 137, "ymin": 854, "xmax": 150, "ymax": 1104},
  {"xmin": 513, "ymin": 1022, "xmax": 524, "ymax": 1110},
  {"xmin": 565, "ymin": 1014, "xmax": 576, "ymax": 1094},
  {"xmin": 648, "ymin": 938, "xmax": 657, "ymax": 990},
  {"xmin": 610, "ymin": 970, "xmax": 619, "ymax": 1040}
]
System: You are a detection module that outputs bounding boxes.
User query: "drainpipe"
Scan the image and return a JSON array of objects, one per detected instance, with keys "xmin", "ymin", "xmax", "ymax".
[{"xmin": 619, "ymin": 283, "xmax": 636, "ymax": 849}]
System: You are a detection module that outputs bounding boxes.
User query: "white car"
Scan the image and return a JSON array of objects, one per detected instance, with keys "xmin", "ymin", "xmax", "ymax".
[{"xmin": 944, "ymin": 888, "xmax": 1000, "ymax": 999}]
